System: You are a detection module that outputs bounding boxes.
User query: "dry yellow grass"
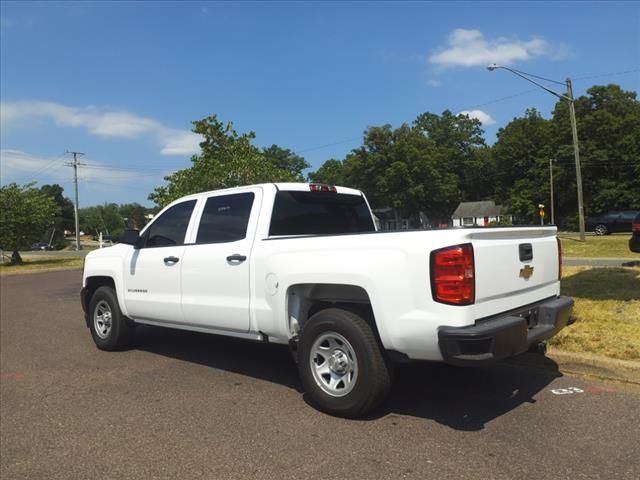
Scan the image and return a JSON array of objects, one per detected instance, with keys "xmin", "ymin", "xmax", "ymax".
[
  {"xmin": 559, "ymin": 235, "xmax": 636, "ymax": 258},
  {"xmin": 0, "ymin": 256, "xmax": 83, "ymax": 275},
  {"xmin": 549, "ymin": 266, "xmax": 640, "ymax": 361}
]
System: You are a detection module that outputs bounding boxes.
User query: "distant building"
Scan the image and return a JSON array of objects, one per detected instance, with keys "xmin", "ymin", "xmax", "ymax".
[{"xmin": 451, "ymin": 201, "xmax": 512, "ymax": 227}]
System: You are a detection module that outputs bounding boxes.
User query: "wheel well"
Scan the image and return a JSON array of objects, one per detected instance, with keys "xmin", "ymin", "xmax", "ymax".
[
  {"xmin": 287, "ymin": 283, "xmax": 376, "ymax": 336},
  {"xmin": 83, "ymin": 276, "xmax": 116, "ymax": 326}
]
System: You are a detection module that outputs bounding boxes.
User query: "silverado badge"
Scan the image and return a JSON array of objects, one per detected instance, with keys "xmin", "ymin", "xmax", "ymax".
[{"xmin": 519, "ymin": 265, "xmax": 534, "ymax": 280}]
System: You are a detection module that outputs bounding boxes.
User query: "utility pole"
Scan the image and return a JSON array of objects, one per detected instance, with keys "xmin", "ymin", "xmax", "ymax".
[
  {"xmin": 566, "ymin": 79, "xmax": 586, "ymax": 241},
  {"xmin": 549, "ymin": 158, "xmax": 555, "ymax": 225},
  {"xmin": 65, "ymin": 151, "xmax": 85, "ymax": 251},
  {"xmin": 487, "ymin": 65, "xmax": 586, "ymax": 241}
]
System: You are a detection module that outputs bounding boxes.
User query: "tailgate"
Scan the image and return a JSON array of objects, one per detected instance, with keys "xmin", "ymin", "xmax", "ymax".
[{"xmin": 470, "ymin": 227, "xmax": 560, "ymax": 316}]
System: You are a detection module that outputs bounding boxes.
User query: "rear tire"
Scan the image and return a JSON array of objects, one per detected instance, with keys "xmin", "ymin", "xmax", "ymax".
[
  {"xmin": 88, "ymin": 286, "xmax": 134, "ymax": 351},
  {"xmin": 298, "ymin": 308, "xmax": 392, "ymax": 417},
  {"xmin": 594, "ymin": 224, "xmax": 608, "ymax": 235}
]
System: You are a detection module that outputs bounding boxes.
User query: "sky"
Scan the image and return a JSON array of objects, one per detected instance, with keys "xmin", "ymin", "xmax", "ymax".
[{"xmin": 1, "ymin": 1, "xmax": 639, "ymax": 207}]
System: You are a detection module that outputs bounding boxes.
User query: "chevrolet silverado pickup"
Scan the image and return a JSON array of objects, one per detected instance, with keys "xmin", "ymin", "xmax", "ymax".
[{"xmin": 81, "ymin": 183, "xmax": 574, "ymax": 417}]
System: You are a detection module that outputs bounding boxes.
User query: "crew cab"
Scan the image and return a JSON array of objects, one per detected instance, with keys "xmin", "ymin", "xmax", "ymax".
[{"xmin": 81, "ymin": 183, "xmax": 574, "ymax": 417}]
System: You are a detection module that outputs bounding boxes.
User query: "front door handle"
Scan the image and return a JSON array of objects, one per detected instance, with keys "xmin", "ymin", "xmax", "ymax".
[
  {"xmin": 226, "ymin": 254, "xmax": 247, "ymax": 263},
  {"xmin": 163, "ymin": 256, "xmax": 180, "ymax": 264}
]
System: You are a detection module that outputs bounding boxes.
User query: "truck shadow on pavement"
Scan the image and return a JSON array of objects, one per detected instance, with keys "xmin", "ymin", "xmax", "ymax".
[
  {"xmin": 134, "ymin": 325, "xmax": 561, "ymax": 431},
  {"xmin": 377, "ymin": 359, "xmax": 561, "ymax": 430}
]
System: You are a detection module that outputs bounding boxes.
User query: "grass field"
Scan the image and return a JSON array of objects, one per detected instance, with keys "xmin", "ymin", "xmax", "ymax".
[
  {"xmin": 0, "ymin": 256, "xmax": 84, "ymax": 275},
  {"xmin": 559, "ymin": 234, "xmax": 636, "ymax": 258},
  {"xmin": 549, "ymin": 265, "xmax": 640, "ymax": 361}
]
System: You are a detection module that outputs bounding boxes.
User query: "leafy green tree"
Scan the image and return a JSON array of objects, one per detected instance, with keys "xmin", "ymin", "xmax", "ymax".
[
  {"xmin": 550, "ymin": 84, "xmax": 640, "ymax": 225},
  {"xmin": 119, "ymin": 203, "xmax": 148, "ymax": 229},
  {"xmin": 149, "ymin": 115, "xmax": 297, "ymax": 207},
  {"xmin": 0, "ymin": 183, "xmax": 59, "ymax": 264},
  {"xmin": 343, "ymin": 123, "xmax": 458, "ymax": 222},
  {"xmin": 307, "ymin": 159, "xmax": 347, "ymax": 185},
  {"xmin": 262, "ymin": 145, "xmax": 309, "ymax": 181},
  {"xmin": 39, "ymin": 184, "xmax": 74, "ymax": 245},
  {"xmin": 413, "ymin": 110, "xmax": 492, "ymax": 203},
  {"xmin": 491, "ymin": 108, "xmax": 553, "ymax": 222},
  {"xmin": 492, "ymin": 85, "xmax": 639, "ymax": 227}
]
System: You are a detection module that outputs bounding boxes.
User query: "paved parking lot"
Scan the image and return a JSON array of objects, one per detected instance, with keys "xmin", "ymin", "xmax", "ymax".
[{"xmin": 1, "ymin": 270, "xmax": 639, "ymax": 479}]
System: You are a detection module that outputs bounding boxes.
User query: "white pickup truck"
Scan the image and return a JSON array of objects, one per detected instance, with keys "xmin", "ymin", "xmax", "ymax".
[{"xmin": 81, "ymin": 183, "xmax": 574, "ymax": 416}]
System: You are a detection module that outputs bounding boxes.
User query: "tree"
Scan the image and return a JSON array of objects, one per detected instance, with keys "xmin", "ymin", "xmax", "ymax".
[
  {"xmin": 491, "ymin": 108, "xmax": 553, "ymax": 222},
  {"xmin": 413, "ymin": 110, "xmax": 491, "ymax": 203},
  {"xmin": 491, "ymin": 85, "xmax": 640, "ymax": 227},
  {"xmin": 119, "ymin": 203, "xmax": 148, "ymax": 230},
  {"xmin": 343, "ymin": 123, "xmax": 459, "ymax": 222},
  {"xmin": 262, "ymin": 145, "xmax": 309, "ymax": 180},
  {"xmin": 39, "ymin": 184, "xmax": 74, "ymax": 245},
  {"xmin": 149, "ymin": 115, "xmax": 297, "ymax": 207},
  {"xmin": 550, "ymin": 84, "xmax": 640, "ymax": 225},
  {"xmin": 307, "ymin": 159, "xmax": 347, "ymax": 185},
  {"xmin": 0, "ymin": 183, "xmax": 59, "ymax": 264}
]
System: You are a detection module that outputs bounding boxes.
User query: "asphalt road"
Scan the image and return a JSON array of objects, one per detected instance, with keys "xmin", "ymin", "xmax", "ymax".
[{"xmin": 1, "ymin": 270, "xmax": 639, "ymax": 480}]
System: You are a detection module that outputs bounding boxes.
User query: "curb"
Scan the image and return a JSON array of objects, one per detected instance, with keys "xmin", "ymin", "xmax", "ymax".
[{"xmin": 511, "ymin": 349, "xmax": 640, "ymax": 385}]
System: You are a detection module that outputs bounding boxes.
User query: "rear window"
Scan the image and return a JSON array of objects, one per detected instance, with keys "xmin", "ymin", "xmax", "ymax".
[{"xmin": 269, "ymin": 191, "xmax": 375, "ymax": 236}]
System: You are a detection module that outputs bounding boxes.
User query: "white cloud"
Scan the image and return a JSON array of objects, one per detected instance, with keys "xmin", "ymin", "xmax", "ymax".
[
  {"xmin": 429, "ymin": 28, "xmax": 555, "ymax": 68},
  {"xmin": 426, "ymin": 79, "xmax": 442, "ymax": 87},
  {"xmin": 458, "ymin": 109, "xmax": 496, "ymax": 126},
  {"xmin": 160, "ymin": 130, "xmax": 202, "ymax": 156},
  {"xmin": 0, "ymin": 101, "xmax": 202, "ymax": 156}
]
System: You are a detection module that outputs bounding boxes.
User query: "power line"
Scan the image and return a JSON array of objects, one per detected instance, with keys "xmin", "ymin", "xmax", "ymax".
[
  {"xmin": 574, "ymin": 68, "xmax": 640, "ymax": 82},
  {"xmin": 10, "ymin": 151, "xmax": 69, "ymax": 184}
]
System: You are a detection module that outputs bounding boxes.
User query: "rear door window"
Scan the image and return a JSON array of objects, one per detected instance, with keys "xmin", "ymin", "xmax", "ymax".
[
  {"xmin": 196, "ymin": 193, "xmax": 255, "ymax": 244},
  {"xmin": 269, "ymin": 191, "xmax": 375, "ymax": 236}
]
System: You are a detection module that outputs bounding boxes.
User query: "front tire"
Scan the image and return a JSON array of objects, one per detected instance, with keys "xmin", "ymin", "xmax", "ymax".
[
  {"xmin": 88, "ymin": 286, "xmax": 134, "ymax": 351},
  {"xmin": 298, "ymin": 308, "xmax": 392, "ymax": 417}
]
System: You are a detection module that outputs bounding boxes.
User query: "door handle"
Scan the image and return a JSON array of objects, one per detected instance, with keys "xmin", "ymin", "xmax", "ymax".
[
  {"xmin": 163, "ymin": 256, "xmax": 180, "ymax": 264},
  {"xmin": 226, "ymin": 254, "xmax": 247, "ymax": 263}
]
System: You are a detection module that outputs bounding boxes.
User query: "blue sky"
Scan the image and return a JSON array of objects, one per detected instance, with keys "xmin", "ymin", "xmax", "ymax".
[{"xmin": 1, "ymin": 1, "xmax": 639, "ymax": 206}]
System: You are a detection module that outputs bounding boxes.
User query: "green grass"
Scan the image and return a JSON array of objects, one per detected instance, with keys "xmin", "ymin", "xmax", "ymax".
[
  {"xmin": 0, "ymin": 256, "xmax": 84, "ymax": 275},
  {"xmin": 549, "ymin": 266, "xmax": 640, "ymax": 361},
  {"xmin": 559, "ymin": 235, "xmax": 636, "ymax": 258}
]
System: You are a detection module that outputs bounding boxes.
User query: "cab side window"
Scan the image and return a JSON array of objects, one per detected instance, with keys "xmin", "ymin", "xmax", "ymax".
[
  {"xmin": 196, "ymin": 193, "xmax": 255, "ymax": 244},
  {"xmin": 144, "ymin": 200, "xmax": 197, "ymax": 247}
]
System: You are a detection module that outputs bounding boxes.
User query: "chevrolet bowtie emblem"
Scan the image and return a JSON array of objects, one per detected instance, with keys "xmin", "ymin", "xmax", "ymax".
[{"xmin": 520, "ymin": 265, "xmax": 534, "ymax": 280}]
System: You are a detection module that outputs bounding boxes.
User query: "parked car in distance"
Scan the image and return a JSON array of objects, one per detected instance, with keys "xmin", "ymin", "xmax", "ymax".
[
  {"xmin": 31, "ymin": 242, "xmax": 54, "ymax": 251},
  {"xmin": 629, "ymin": 213, "xmax": 640, "ymax": 253},
  {"xmin": 586, "ymin": 210, "xmax": 640, "ymax": 235}
]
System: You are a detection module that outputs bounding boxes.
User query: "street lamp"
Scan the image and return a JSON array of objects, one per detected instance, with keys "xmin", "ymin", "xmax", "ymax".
[{"xmin": 487, "ymin": 64, "xmax": 586, "ymax": 241}]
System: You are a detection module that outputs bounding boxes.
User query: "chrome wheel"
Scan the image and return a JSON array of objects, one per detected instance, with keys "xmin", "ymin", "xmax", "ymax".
[
  {"xmin": 594, "ymin": 224, "xmax": 607, "ymax": 235},
  {"xmin": 309, "ymin": 331, "xmax": 358, "ymax": 397},
  {"xmin": 93, "ymin": 300, "xmax": 113, "ymax": 339}
]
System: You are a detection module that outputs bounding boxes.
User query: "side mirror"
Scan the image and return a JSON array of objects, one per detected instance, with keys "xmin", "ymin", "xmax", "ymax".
[{"xmin": 119, "ymin": 229, "xmax": 140, "ymax": 247}]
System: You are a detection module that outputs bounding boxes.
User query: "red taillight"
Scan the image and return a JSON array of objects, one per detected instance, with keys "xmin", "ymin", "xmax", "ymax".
[
  {"xmin": 557, "ymin": 236, "xmax": 562, "ymax": 280},
  {"xmin": 309, "ymin": 183, "xmax": 337, "ymax": 193},
  {"xmin": 430, "ymin": 244, "xmax": 475, "ymax": 305},
  {"xmin": 633, "ymin": 222, "xmax": 640, "ymax": 232}
]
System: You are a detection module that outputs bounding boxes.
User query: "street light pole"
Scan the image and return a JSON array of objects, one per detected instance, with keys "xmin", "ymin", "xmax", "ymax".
[{"xmin": 487, "ymin": 64, "xmax": 586, "ymax": 240}]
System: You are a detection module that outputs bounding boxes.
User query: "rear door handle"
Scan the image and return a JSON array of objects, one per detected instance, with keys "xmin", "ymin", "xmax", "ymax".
[
  {"xmin": 163, "ymin": 256, "xmax": 180, "ymax": 264},
  {"xmin": 226, "ymin": 254, "xmax": 247, "ymax": 263}
]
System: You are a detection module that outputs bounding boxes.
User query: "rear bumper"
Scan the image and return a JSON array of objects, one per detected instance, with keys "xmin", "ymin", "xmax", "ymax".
[{"xmin": 438, "ymin": 296, "xmax": 574, "ymax": 366}]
